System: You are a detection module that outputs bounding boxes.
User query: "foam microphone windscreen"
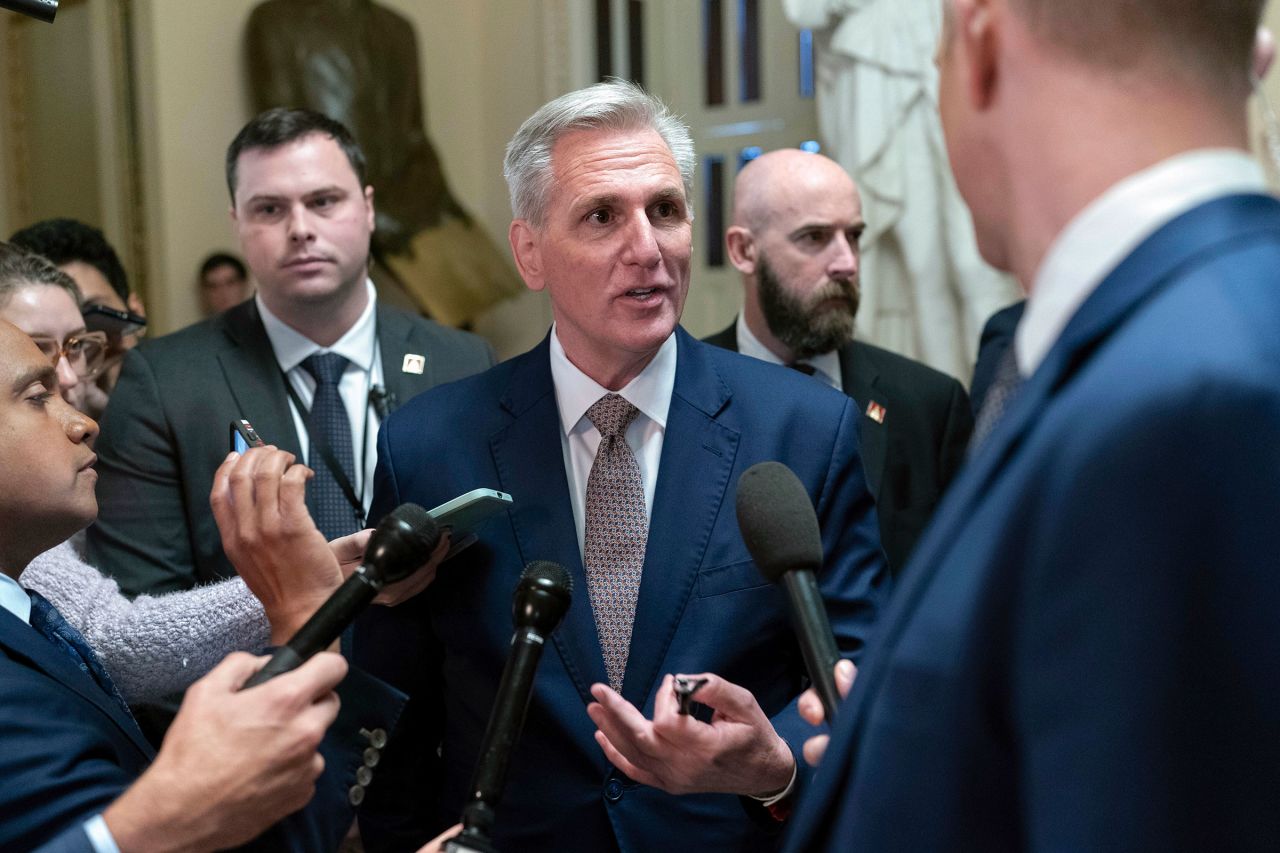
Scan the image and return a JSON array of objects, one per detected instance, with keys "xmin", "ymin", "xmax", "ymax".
[
  {"xmin": 735, "ymin": 461, "xmax": 823, "ymax": 581},
  {"xmin": 366, "ymin": 502, "xmax": 440, "ymax": 584},
  {"xmin": 513, "ymin": 560, "xmax": 573, "ymax": 631}
]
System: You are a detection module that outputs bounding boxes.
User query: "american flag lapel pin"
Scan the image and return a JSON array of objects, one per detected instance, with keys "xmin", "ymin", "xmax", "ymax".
[
  {"xmin": 402, "ymin": 353, "xmax": 426, "ymax": 375},
  {"xmin": 866, "ymin": 400, "xmax": 886, "ymax": 424}
]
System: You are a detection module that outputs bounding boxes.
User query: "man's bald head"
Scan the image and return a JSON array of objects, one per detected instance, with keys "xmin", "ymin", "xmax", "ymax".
[{"xmin": 732, "ymin": 150, "xmax": 859, "ymax": 234}]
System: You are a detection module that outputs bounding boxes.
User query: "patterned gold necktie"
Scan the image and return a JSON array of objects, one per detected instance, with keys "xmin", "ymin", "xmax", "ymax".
[{"xmin": 583, "ymin": 393, "xmax": 647, "ymax": 692}]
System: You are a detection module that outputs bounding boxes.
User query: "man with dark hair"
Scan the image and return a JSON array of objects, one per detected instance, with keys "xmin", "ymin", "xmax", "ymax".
[
  {"xmin": 705, "ymin": 149, "xmax": 973, "ymax": 573},
  {"xmin": 782, "ymin": 0, "xmax": 1280, "ymax": 849},
  {"xmin": 0, "ymin": 319, "xmax": 406, "ymax": 852},
  {"xmin": 9, "ymin": 218, "xmax": 146, "ymax": 418},
  {"xmin": 198, "ymin": 252, "xmax": 253, "ymax": 316},
  {"xmin": 88, "ymin": 107, "xmax": 494, "ymax": 596}
]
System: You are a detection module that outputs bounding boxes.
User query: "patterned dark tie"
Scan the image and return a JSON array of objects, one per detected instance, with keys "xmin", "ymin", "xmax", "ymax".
[
  {"xmin": 300, "ymin": 352, "xmax": 359, "ymax": 540},
  {"xmin": 970, "ymin": 347, "xmax": 1025, "ymax": 454},
  {"xmin": 28, "ymin": 590, "xmax": 134, "ymax": 721},
  {"xmin": 583, "ymin": 393, "xmax": 647, "ymax": 692}
]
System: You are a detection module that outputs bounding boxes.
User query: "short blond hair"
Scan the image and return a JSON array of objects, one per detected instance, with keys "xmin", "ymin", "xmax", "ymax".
[{"xmin": 1010, "ymin": 0, "xmax": 1264, "ymax": 99}]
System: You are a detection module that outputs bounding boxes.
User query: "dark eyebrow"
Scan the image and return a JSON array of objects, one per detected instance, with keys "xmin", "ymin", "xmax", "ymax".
[
  {"xmin": 11, "ymin": 363, "xmax": 56, "ymax": 396},
  {"xmin": 788, "ymin": 220, "xmax": 867, "ymax": 240},
  {"xmin": 650, "ymin": 187, "xmax": 685, "ymax": 205}
]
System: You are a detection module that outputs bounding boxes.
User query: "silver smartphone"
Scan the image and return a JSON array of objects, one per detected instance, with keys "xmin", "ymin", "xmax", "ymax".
[{"xmin": 428, "ymin": 487, "xmax": 513, "ymax": 559}]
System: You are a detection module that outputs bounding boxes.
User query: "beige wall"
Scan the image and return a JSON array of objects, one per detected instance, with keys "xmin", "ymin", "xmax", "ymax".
[{"xmin": 132, "ymin": 0, "xmax": 561, "ymax": 353}]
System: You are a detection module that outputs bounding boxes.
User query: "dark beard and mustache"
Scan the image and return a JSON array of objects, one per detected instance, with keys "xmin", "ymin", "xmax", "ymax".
[{"xmin": 756, "ymin": 254, "xmax": 859, "ymax": 361}]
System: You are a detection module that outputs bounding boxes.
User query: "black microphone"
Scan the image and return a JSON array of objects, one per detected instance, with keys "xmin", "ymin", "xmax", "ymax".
[
  {"xmin": 368, "ymin": 384, "xmax": 398, "ymax": 420},
  {"xmin": 446, "ymin": 561, "xmax": 573, "ymax": 853},
  {"xmin": 0, "ymin": 0, "xmax": 58, "ymax": 23},
  {"xmin": 243, "ymin": 503, "xmax": 440, "ymax": 689},
  {"xmin": 735, "ymin": 461, "xmax": 842, "ymax": 723}
]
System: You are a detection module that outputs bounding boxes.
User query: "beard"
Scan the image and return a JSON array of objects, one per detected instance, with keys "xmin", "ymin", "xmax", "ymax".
[{"xmin": 756, "ymin": 254, "xmax": 859, "ymax": 360}]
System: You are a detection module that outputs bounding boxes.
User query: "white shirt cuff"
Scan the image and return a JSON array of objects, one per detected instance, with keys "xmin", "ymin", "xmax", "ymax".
[
  {"xmin": 84, "ymin": 814, "xmax": 122, "ymax": 853},
  {"xmin": 748, "ymin": 758, "xmax": 798, "ymax": 806}
]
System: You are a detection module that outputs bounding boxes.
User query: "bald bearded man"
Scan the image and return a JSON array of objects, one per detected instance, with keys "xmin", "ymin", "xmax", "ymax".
[{"xmin": 705, "ymin": 150, "xmax": 973, "ymax": 573}]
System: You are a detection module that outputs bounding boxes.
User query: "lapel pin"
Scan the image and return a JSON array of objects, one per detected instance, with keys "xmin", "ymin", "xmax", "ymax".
[
  {"xmin": 402, "ymin": 353, "xmax": 425, "ymax": 375},
  {"xmin": 866, "ymin": 400, "xmax": 886, "ymax": 424}
]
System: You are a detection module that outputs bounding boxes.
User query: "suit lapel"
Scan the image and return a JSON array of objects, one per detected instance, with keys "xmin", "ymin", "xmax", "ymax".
[
  {"xmin": 0, "ymin": 609, "xmax": 154, "ymax": 759},
  {"xmin": 375, "ymin": 304, "xmax": 432, "ymax": 410},
  {"xmin": 621, "ymin": 330, "xmax": 738, "ymax": 708},
  {"xmin": 489, "ymin": 338, "xmax": 608, "ymax": 699},
  {"xmin": 792, "ymin": 194, "xmax": 1280, "ymax": 842},
  {"xmin": 840, "ymin": 343, "xmax": 887, "ymax": 502},
  {"xmin": 216, "ymin": 302, "xmax": 304, "ymax": 458}
]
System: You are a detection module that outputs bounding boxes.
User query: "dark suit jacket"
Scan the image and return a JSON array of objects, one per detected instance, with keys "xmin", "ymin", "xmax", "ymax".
[
  {"xmin": 969, "ymin": 299, "xmax": 1026, "ymax": 415},
  {"xmin": 783, "ymin": 194, "xmax": 1280, "ymax": 851},
  {"xmin": 87, "ymin": 299, "xmax": 494, "ymax": 596},
  {"xmin": 353, "ymin": 328, "xmax": 889, "ymax": 853},
  {"xmin": 0, "ymin": 602, "xmax": 406, "ymax": 852},
  {"xmin": 704, "ymin": 325, "xmax": 972, "ymax": 573}
]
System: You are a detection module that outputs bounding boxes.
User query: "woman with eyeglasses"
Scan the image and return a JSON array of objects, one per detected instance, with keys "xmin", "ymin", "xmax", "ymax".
[{"xmin": 0, "ymin": 247, "xmax": 106, "ymax": 414}]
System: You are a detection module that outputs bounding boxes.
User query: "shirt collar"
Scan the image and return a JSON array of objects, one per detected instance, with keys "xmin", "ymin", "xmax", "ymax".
[
  {"xmin": 735, "ymin": 312, "xmax": 842, "ymax": 388},
  {"xmin": 549, "ymin": 325, "xmax": 677, "ymax": 436},
  {"xmin": 1018, "ymin": 149, "xmax": 1266, "ymax": 376},
  {"xmin": 256, "ymin": 279, "xmax": 379, "ymax": 374},
  {"xmin": 0, "ymin": 572, "xmax": 31, "ymax": 625}
]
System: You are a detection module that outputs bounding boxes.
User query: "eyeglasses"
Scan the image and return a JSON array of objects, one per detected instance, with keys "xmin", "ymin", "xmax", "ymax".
[
  {"xmin": 30, "ymin": 331, "xmax": 111, "ymax": 379},
  {"xmin": 82, "ymin": 304, "xmax": 147, "ymax": 348}
]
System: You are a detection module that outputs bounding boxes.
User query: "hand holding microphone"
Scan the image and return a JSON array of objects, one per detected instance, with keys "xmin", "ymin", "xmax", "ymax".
[{"xmin": 243, "ymin": 501, "xmax": 440, "ymax": 688}]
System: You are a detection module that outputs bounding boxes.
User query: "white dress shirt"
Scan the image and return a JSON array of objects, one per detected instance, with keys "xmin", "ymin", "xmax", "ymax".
[
  {"xmin": 735, "ymin": 313, "xmax": 842, "ymax": 391},
  {"xmin": 1017, "ymin": 149, "xmax": 1266, "ymax": 377},
  {"xmin": 549, "ymin": 326, "xmax": 677, "ymax": 556},
  {"xmin": 257, "ymin": 279, "xmax": 384, "ymax": 516},
  {"xmin": 0, "ymin": 571, "xmax": 31, "ymax": 624}
]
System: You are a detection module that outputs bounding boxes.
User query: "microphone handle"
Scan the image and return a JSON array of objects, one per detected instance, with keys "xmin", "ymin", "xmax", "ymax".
[
  {"xmin": 462, "ymin": 627, "xmax": 548, "ymax": 833},
  {"xmin": 243, "ymin": 571, "xmax": 380, "ymax": 689},
  {"xmin": 783, "ymin": 569, "xmax": 842, "ymax": 723}
]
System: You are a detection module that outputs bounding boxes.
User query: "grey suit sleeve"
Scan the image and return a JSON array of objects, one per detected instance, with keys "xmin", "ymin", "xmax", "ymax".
[
  {"xmin": 23, "ymin": 542, "xmax": 270, "ymax": 704},
  {"xmin": 86, "ymin": 348, "xmax": 199, "ymax": 596}
]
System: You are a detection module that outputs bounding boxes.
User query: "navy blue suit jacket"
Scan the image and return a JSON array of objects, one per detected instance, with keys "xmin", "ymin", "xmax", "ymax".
[
  {"xmin": 783, "ymin": 194, "xmax": 1280, "ymax": 851},
  {"xmin": 354, "ymin": 328, "xmax": 888, "ymax": 852},
  {"xmin": 0, "ymin": 603, "xmax": 407, "ymax": 852}
]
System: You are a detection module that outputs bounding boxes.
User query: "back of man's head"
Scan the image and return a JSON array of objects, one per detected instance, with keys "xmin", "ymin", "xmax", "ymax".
[
  {"xmin": 503, "ymin": 79, "xmax": 696, "ymax": 228},
  {"xmin": 8, "ymin": 219, "xmax": 129, "ymax": 303},
  {"xmin": 225, "ymin": 108, "xmax": 368, "ymax": 204},
  {"xmin": 1009, "ymin": 0, "xmax": 1264, "ymax": 100}
]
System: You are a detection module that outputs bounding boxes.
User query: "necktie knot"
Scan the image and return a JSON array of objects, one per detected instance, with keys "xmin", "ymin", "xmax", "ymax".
[
  {"xmin": 786, "ymin": 362, "xmax": 817, "ymax": 376},
  {"xmin": 586, "ymin": 393, "xmax": 640, "ymax": 439},
  {"xmin": 301, "ymin": 352, "xmax": 349, "ymax": 387}
]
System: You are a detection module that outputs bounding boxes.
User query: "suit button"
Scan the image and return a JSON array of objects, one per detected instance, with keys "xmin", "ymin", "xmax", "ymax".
[
  {"xmin": 349, "ymin": 784, "xmax": 366, "ymax": 806},
  {"xmin": 360, "ymin": 727, "xmax": 388, "ymax": 749},
  {"xmin": 356, "ymin": 766, "xmax": 374, "ymax": 787},
  {"xmin": 604, "ymin": 779, "xmax": 624, "ymax": 802},
  {"xmin": 363, "ymin": 747, "xmax": 381, "ymax": 767}
]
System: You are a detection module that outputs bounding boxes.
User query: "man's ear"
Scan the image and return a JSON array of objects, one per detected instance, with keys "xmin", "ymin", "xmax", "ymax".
[
  {"xmin": 958, "ymin": 0, "xmax": 1000, "ymax": 110},
  {"xmin": 127, "ymin": 292, "xmax": 146, "ymax": 319},
  {"xmin": 725, "ymin": 226, "xmax": 757, "ymax": 275},
  {"xmin": 508, "ymin": 220, "xmax": 545, "ymax": 292},
  {"xmin": 363, "ymin": 185, "xmax": 376, "ymax": 232}
]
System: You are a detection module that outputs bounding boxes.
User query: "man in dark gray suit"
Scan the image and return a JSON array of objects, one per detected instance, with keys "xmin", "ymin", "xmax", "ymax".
[
  {"xmin": 704, "ymin": 149, "xmax": 972, "ymax": 573},
  {"xmin": 88, "ymin": 109, "xmax": 493, "ymax": 596}
]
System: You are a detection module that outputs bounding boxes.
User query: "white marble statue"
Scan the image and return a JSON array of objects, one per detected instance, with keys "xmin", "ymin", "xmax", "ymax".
[{"xmin": 783, "ymin": 0, "xmax": 1021, "ymax": 381}]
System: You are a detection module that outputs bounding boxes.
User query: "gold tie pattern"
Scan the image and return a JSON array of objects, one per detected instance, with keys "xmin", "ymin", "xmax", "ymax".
[{"xmin": 583, "ymin": 393, "xmax": 647, "ymax": 692}]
